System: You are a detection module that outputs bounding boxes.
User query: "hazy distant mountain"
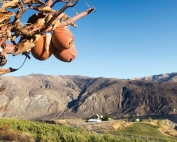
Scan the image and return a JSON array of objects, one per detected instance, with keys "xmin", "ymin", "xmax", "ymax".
[
  {"xmin": 129, "ymin": 72, "xmax": 177, "ymax": 82},
  {"xmin": 0, "ymin": 73, "xmax": 177, "ymax": 120}
]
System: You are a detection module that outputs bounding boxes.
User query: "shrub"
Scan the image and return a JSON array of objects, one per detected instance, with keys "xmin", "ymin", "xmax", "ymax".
[
  {"xmin": 84, "ymin": 117, "xmax": 90, "ymax": 122},
  {"xmin": 156, "ymin": 120, "xmax": 162, "ymax": 128},
  {"xmin": 148, "ymin": 117, "xmax": 152, "ymax": 122},
  {"xmin": 101, "ymin": 114, "xmax": 109, "ymax": 121}
]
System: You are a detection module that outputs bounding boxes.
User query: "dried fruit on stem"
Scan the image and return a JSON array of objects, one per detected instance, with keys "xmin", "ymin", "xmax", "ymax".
[{"xmin": 0, "ymin": 0, "xmax": 94, "ymax": 76}]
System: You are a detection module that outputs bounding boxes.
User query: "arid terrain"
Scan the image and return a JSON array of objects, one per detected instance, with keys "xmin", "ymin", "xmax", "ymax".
[{"xmin": 0, "ymin": 73, "xmax": 177, "ymax": 120}]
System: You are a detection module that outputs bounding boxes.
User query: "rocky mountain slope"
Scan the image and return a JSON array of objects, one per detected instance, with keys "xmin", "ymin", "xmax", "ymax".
[
  {"xmin": 129, "ymin": 72, "xmax": 177, "ymax": 82},
  {"xmin": 0, "ymin": 73, "xmax": 177, "ymax": 120}
]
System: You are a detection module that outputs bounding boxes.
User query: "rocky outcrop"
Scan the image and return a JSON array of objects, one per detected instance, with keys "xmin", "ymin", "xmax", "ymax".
[
  {"xmin": 0, "ymin": 74, "xmax": 80, "ymax": 119},
  {"xmin": 70, "ymin": 79, "xmax": 177, "ymax": 118},
  {"xmin": 0, "ymin": 74, "xmax": 177, "ymax": 120}
]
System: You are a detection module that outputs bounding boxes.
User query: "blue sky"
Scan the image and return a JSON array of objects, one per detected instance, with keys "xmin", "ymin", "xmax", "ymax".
[{"xmin": 3, "ymin": 0, "xmax": 177, "ymax": 79}]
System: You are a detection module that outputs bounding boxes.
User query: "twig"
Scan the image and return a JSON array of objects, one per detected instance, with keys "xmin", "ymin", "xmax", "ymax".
[
  {"xmin": 39, "ymin": 0, "xmax": 78, "ymax": 33},
  {"xmin": 56, "ymin": 7, "xmax": 94, "ymax": 28}
]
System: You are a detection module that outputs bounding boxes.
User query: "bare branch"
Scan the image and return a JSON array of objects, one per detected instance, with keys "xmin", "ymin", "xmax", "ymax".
[{"xmin": 57, "ymin": 7, "xmax": 94, "ymax": 28}]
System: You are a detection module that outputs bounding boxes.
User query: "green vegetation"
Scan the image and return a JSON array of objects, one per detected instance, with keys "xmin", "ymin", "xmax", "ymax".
[
  {"xmin": 101, "ymin": 114, "xmax": 109, "ymax": 121},
  {"xmin": 0, "ymin": 118, "xmax": 134, "ymax": 142},
  {"xmin": 0, "ymin": 118, "xmax": 176, "ymax": 142},
  {"xmin": 148, "ymin": 117, "xmax": 153, "ymax": 122},
  {"xmin": 114, "ymin": 122, "xmax": 172, "ymax": 140},
  {"xmin": 156, "ymin": 120, "xmax": 162, "ymax": 128}
]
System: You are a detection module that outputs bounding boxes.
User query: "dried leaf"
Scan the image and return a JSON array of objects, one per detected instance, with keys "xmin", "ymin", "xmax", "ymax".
[
  {"xmin": 24, "ymin": 0, "xmax": 45, "ymax": 4},
  {"xmin": 0, "ymin": 24, "xmax": 8, "ymax": 31},
  {"xmin": 0, "ymin": 0, "xmax": 20, "ymax": 11},
  {"xmin": 61, "ymin": 13, "xmax": 70, "ymax": 21},
  {"xmin": 4, "ymin": 44, "xmax": 16, "ymax": 54},
  {"xmin": 34, "ymin": 34, "xmax": 41, "ymax": 42},
  {"xmin": 35, "ymin": 17, "xmax": 46, "ymax": 28},
  {"xmin": 26, "ymin": 13, "xmax": 46, "ymax": 30},
  {"xmin": 40, "ymin": 6, "xmax": 56, "ymax": 13},
  {"xmin": 31, "ymin": 5, "xmax": 56, "ymax": 13},
  {"xmin": 0, "ymin": 12, "xmax": 14, "ymax": 24},
  {"xmin": 46, "ymin": 13, "xmax": 64, "ymax": 23},
  {"xmin": 23, "ymin": 0, "xmax": 32, "ymax": 4},
  {"xmin": 45, "ymin": 13, "xmax": 64, "ymax": 30},
  {"xmin": 27, "ymin": 13, "xmax": 46, "ymax": 26},
  {"xmin": 60, "ymin": 13, "xmax": 78, "ymax": 28},
  {"xmin": 0, "ymin": 68, "xmax": 11, "ymax": 76},
  {"xmin": 52, "ymin": 21, "xmax": 60, "ymax": 30},
  {"xmin": 13, "ymin": 41, "xmax": 35, "ymax": 55},
  {"xmin": 45, "ymin": 34, "xmax": 52, "ymax": 54}
]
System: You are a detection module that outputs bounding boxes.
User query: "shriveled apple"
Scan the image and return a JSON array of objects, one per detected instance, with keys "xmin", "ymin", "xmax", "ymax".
[
  {"xmin": 31, "ymin": 34, "xmax": 55, "ymax": 60},
  {"xmin": 51, "ymin": 27, "xmax": 74, "ymax": 50},
  {"xmin": 53, "ymin": 44, "xmax": 77, "ymax": 62}
]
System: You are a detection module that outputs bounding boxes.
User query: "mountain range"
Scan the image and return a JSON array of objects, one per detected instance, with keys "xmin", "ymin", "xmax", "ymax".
[{"xmin": 0, "ymin": 73, "xmax": 177, "ymax": 120}]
